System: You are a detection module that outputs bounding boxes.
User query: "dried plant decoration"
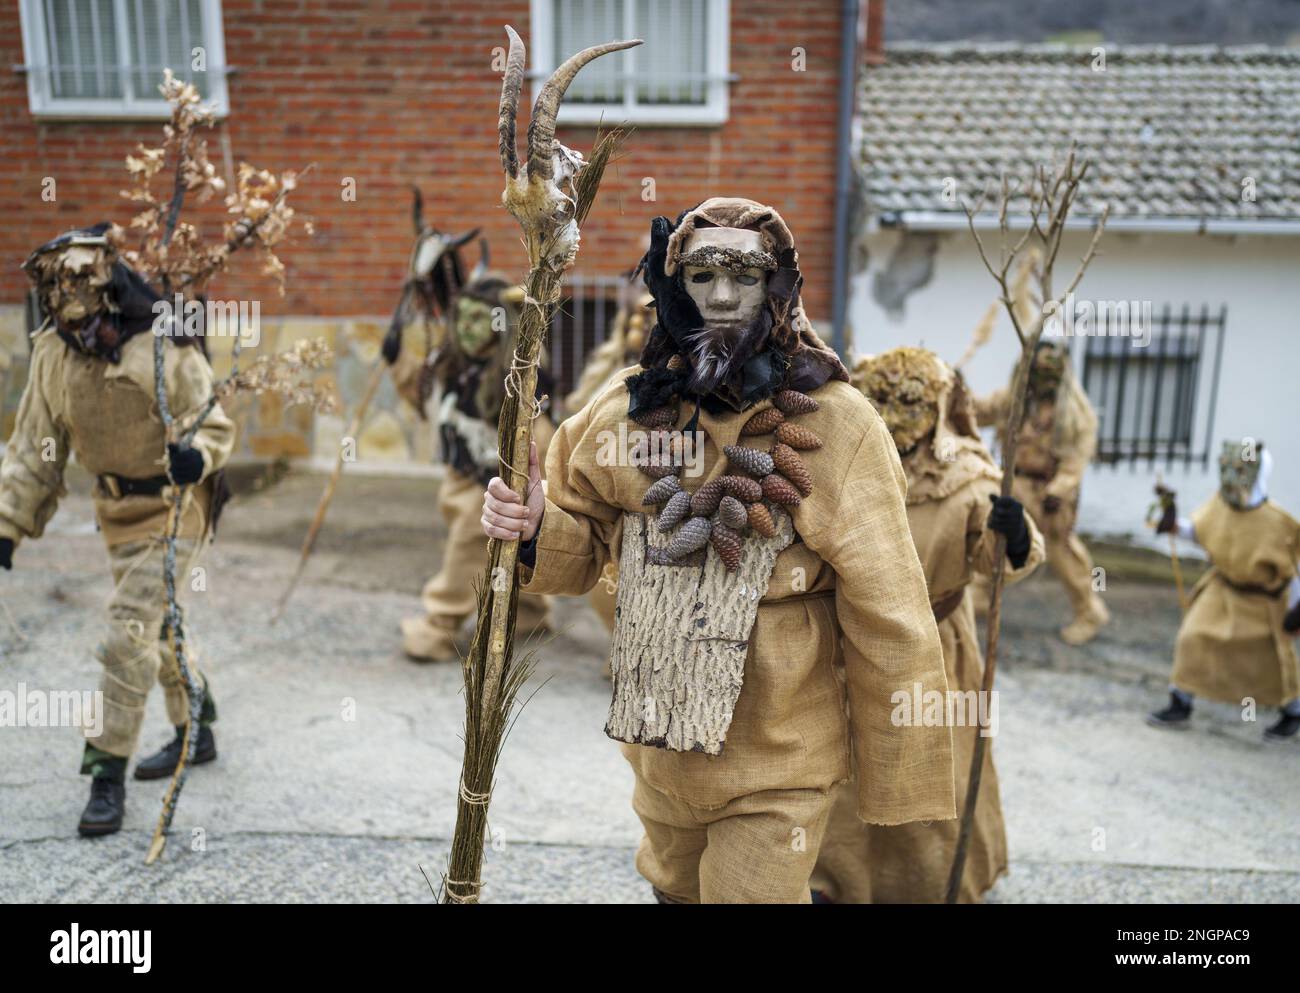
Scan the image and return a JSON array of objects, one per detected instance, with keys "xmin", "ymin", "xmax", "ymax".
[
  {"xmin": 945, "ymin": 145, "xmax": 1108, "ymax": 903},
  {"xmin": 131, "ymin": 72, "xmax": 317, "ymax": 865},
  {"xmin": 120, "ymin": 70, "xmax": 312, "ymax": 298}
]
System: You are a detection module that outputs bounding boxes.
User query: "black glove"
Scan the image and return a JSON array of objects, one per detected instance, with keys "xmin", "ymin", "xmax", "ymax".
[
  {"xmin": 167, "ymin": 443, "xmax": 206, "ymax": 485},
  {"xmin": 1284, "ymin": 601, "xmax": 1300, "ymax": 635},
  {"xmin": 381, "ymin": 319, "xmax": 402, "ymax": 365},
  {"xmin": 988, "ymin": 494, "xmax": 1031, "ymax": 569},
  {"xmin": 0, "ymin": 537, "xmax": 13, "ymax": 571}
]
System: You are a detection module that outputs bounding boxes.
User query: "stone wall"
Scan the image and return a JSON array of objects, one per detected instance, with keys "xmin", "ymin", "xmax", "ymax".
[{"xmin": 0, "ymin": 307, "xmax": 438, "ymax": 469}]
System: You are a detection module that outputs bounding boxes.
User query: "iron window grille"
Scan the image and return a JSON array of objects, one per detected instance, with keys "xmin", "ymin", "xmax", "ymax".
[
  {"xmin": 1081, "ymin": 303, "xmax": 1227, "ymax": 468},
  {"xmin": 547, "ymin": 272, "xmax": 641, "ymax": 417},
  {"xmin": 18, "ymin": 0, "xmax": 230, "ymax": 119},
  {"xmin": 529, "ymin": 0, "xmax": 732, "ymax": 126}
]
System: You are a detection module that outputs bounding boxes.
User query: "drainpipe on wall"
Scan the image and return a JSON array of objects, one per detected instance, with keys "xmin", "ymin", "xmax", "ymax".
[{"xmin": 830, "ymin": 0, "xmax": 865, "ymax": 357}]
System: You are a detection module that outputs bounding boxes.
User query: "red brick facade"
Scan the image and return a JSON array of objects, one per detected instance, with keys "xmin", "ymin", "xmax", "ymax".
[{"xmin": 0, "ymin": 0, "xmax": 848, "ymax": 322}]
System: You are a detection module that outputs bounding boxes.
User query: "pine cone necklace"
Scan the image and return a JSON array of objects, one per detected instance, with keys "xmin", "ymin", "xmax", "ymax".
[{"xmin": 636, "ymin": 388, "xmax": 823, "ymax": 572}]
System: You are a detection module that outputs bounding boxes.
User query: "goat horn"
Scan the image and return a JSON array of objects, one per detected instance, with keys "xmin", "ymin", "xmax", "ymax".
[
  {"xmin": 497, "ymin": 25, "xmax": 527, "ymax": 177},
  {"xmin": 526, "ymin": 38, "xmax": 641, "ymax": 181}
]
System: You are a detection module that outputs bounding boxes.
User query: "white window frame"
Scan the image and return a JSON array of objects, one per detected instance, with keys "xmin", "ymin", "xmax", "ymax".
[
  {"xmin": 19, "ymin": 0, "xmax": 230, "ymax": 120},
  {"xmin": 529, "ymin": 0, "xmax": 730, "ymax": 127}
]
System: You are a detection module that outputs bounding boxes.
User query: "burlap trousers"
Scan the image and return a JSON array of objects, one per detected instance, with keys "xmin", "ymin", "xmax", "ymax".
[
  {"xmin": 401, "ymin": 468, "xmax": 551, "ymax": 660},
  {"xmin": 1016, "ymin": 477, "xmax": 1101, "ymax": 622},
  {"xmin": 630, "ymin": 775, "xmax": 835, "ymax": 904},
  {"xmin": 88, "ymin": 537, "xmax": 203, "ymax": 758}
]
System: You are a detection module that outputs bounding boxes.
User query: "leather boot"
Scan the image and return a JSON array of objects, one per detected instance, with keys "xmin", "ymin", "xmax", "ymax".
[
  {"xmin": 78, "ymin": 758, "xmax": 127, "ymax": 837},
  {"xmin": 133, "ymin": 724, "xmax": 217, "ymax": 780}
]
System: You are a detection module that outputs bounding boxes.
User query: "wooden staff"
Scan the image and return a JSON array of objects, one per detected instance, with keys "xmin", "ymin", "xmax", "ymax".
[
  {"xmin": 271, "ymin": 357, "xmax": 386, "ymax": 623},
  {"xmin": 441, "ymin": 25, "xmax": 638, "ymax": 904},
  {"xmin": 945, "ymin": 150, "xmax": 1108, "ymax": 902}
]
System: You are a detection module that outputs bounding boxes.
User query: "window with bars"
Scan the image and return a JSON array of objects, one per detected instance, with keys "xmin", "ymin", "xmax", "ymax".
[
  {"xmin": 19, "ymin": 0, "xmax": 229, "ymax": 118},
  {"xmin": 1080, "ymin": 304, "xmax": 1227, "ymax": 467},
  {"xmin": 529, "ymin": 0, "xmax": 730, "ymax": 125}
]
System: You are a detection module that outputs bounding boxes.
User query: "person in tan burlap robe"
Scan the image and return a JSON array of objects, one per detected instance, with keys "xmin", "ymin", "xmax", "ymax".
[
  {"xmin": 382, "ymin": 205, "xmax": 552, "ymax": 662},
  {"xmin": 0, "ymin": 226, "xmax": 235, "ymax": 837},
  {"xmin": 811, "ymin": 347, "xmax": 1045, "ymax": 903},
  {"xmin": 483, "ymin": 199, "xmax": 955, "ymax": 903},
  {"xmin": 1148, "ymin": 442, "xmax": 1300, "ymax": 741},
  {"xmin": 975, "ymin": 340, "xmax": 1108, "ymax": 645}
]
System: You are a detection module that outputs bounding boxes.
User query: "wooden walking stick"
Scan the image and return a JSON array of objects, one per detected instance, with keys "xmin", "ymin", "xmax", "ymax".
[
  {"xmin": 134, "ymin": 75, "xmax": 314, "ymax": 863},
  {"xmin": 944, "ymin": 149, "xmax": 1109, "ymax": 902},
  {"xmin": 271, "ymin": 357, "xmax": 386, "ymax": 623},
  {"xmin": 441, "ymin": 25, "xmax": 638, "ymax": 904}
]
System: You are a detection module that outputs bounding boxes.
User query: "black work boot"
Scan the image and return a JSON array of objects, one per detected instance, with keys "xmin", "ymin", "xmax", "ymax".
[
  {"xmin": 78, "ymin": 758, "xmax": 127, "ymax": 837},
  {"xmin": 134, "ymin": 724, "xmax": 217, "ymax": 780},
  {"xmin": 1264, "ymin": 710, "xmax": 1300, "ymax": 743},
  {"xmin": 1146, "ymin": 692, "xmax": 1193, "ymax": 730}
]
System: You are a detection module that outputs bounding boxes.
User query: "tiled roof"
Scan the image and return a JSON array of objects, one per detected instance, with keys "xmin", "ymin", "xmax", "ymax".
[{"xmin": 857, "ymin": 44, "xmax": 1300, "ymax": 227}]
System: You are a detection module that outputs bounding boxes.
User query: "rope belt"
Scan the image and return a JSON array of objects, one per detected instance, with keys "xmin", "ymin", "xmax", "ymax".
[
  {"xmin": 1217, "ymin": 573, "xmax": 1289, "ymax": 598},
  {"xmin": 98, "ymin": 473, "xmax": 171, "ymax": 499},
  {"xmin": 1014, "ymin": 468, "xmax": 1053, "ymax": 482},
  {"xmin": 930, "ymin": 587, "xmax": 965, "ymax": 624}
]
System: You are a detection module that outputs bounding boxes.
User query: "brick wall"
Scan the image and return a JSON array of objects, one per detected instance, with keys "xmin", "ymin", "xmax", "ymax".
[{"xmin": 0, "ymin": 1, "xmax": 848, "ymax": 461}]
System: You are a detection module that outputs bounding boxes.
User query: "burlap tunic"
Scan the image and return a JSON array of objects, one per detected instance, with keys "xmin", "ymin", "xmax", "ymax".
[
  {"xmin": 523, "ymin": 368, "xmax": 957, "ymax": 827},
  {"xmin": 0, "ymin": 328, "xmax": 233, "ymax": 548},
  {"xmin": 813, "ymin": 455, "xmax": 1045, "ymax": 903},
  {"xmin": 1172, "ymin": 495, "xmax": 1300, "ymax": 707}
]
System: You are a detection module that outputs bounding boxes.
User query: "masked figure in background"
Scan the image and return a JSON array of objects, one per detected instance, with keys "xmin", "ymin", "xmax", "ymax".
[
  {"xmin": 0, "ymin": 225, "xmax": 235, "ymax": 836},
  {"xmin": 388, "ymin": 209, "xmax": 554, "ymax": 661},
  {"xmin": 811, "ymin": 347, "xmax": 1044, "ymax": 903},
  {"xmin": 565, "ymin": 284, "xmax": 655, "ymax": 633},
  {"xmin": 1148, "ymin": 441, "xmax": 1300, "ymax": 740},
  {"xmin": 482, "ymin": 198, "xmax": 955, "ymax": 903},
  {"xmin": 975, "ymin": 340, "xmax": 1106, "ymax": 645}
]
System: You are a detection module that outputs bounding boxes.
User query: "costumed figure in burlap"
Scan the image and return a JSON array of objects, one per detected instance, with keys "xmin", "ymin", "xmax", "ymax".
[
  {"xmin": 975, "ymin": 340, "xmax": 1108, "ymax": 645},
  {"xmin": 481, "ymin": 198, "xmax": 956, "ymax": 903},
  {"xmin": 812, "ymin": 347, "xmax": 1044, "ymax": 903},
  {"xmin": 0, "ymin": 225, "xmax": 235, "ymax": 836},
  {"xmin": 1147, "ymin": 441, "xmax": 1300, "ymax": 741},
  {"xmin": 389, "ymin": 211, "xmax": 554, "ymax": 661}
]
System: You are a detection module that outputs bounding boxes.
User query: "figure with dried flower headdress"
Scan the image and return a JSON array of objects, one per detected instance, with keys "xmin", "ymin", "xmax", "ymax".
[
  {"xmin": 811, "ymin": 346, "xmax": 1044, "ymax": 903},
  {"xmin": 0, "ymin": 223, "xmax": 234, "ymax": 837},
  {"xmin": 0, "ymin": 74, "xmax": 317, "ymax": 840},
  {"xmin": 482, "ymin": 198, "xmax": 956, "ymax": 903},
  {"xmin": 975, "ymin": 339, "xmax": 1107, "ymax": 645}
]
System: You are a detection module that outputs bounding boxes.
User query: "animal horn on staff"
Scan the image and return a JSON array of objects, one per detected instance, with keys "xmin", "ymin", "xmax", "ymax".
[{"xmin": 441, "ymin": 25, "xmax": 639, "ymax": 904}]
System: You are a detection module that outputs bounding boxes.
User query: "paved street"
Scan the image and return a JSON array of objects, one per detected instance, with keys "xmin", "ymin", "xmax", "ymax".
[{"xmin": 1, "ymin": 468, "xmax": 1296, "ymax": 903}]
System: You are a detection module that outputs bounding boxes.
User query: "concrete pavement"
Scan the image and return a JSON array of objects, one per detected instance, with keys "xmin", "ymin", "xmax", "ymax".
[{"xmin": 0, "ymin": 468, "xmax": 1295, "ymax": 903}]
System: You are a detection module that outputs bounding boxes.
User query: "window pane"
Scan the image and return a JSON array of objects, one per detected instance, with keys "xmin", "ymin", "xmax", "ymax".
[
  {"xmin": 634, "ymin": 0, "xmax": 708, "ymax": 106},
  {"xmin": 553, "ymin": 0, "xmax": 625, "ymax": 104},
  {"xmin": 127, "ymin": 0, "xmax": 210, "ymax": 99},
  {"xmin": 44, "ymin": 0, "xmax": 123, "ymax": 99}
]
